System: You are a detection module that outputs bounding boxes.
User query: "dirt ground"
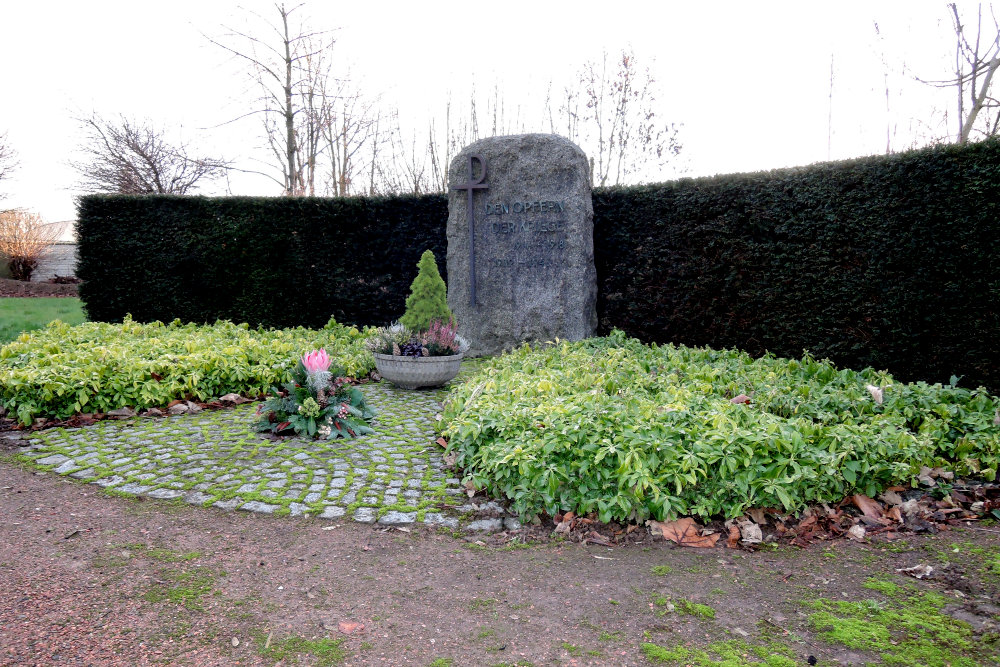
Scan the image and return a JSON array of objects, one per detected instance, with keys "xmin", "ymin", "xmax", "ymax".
[
  {"xmin": 2, "ymin": 284, "xmax": 999, "ymax": 665},
  {"xmin": 0, "ymin": 277, "xmax": 79, "ymax": 298},
  {"xmin": 2, "ymin": 453, "xmax": 999, "ymax": 667}
]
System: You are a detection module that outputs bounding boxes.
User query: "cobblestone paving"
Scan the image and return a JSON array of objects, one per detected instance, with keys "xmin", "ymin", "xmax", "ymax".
[{"xmin": 18, "ymin": 380, "xmax": 480, "ymax": 528}]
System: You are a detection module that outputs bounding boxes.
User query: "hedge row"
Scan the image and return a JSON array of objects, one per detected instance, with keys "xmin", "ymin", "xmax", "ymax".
[
  {"xmin": 593, "ymin": 139, "xmax": 1000, "ymax": 391},
  {"xmin": 77, "ymin": 194, "xmax": 448, "ymax": 329},
  {"xmin": 77, "ymin": 139, "xmax": 1000, "ymax": 391}
]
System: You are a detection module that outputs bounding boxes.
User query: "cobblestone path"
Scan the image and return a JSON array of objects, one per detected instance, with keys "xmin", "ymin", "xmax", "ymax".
[{"xmin": 18, "ymin": 381, "xmax": 474, "ymax": 527}]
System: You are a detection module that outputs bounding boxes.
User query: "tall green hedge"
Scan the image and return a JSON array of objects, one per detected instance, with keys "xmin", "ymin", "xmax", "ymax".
[
  {"xmin": 77, "ymin": 139, "xmax": 1000, "ymax": 391},
  {"xmin": 77, "ymin": 194, "xmax": 447, "ymax": 329},
  {"xmin": 593, "ymin": 139, "xmax": 1000, "ymax": 391}
]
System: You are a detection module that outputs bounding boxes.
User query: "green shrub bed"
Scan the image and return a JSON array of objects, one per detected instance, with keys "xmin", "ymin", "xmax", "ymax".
[
  {"xmin": 439, "ymin": 331, "xmax": 1000, "ymax": 523},
  {"xmin": 0, "ymin": 317, "xmax": 374, "ymax": 426}
]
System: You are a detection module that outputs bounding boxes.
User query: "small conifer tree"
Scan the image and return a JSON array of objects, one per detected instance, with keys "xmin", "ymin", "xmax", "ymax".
[{"xmin": 399, "ymin": 250, "xmax": 453, "ymax": 332}]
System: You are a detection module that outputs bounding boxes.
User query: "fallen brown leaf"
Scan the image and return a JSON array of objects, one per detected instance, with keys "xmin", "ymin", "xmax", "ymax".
[
  {"xmin": 583, "ymin": 531, "xmax": 612, "ymax": 546},
  {"xmin": 338, "ymin": 621, "xmax": 364, "ymax": 635},
  {"xmin": 647, "ymin": 518, "xmax": 721, "ymax": 548},
  {"xmin": 726, "ymin": 525, "xmax": 740, "ymax": 549},
  {"xmin": 738, "ymin": 521, "xmax": 763, "ymax": 545},
  {"xmin": 851, "ymin": 494, "xmax": 884, "ymax": 521}
]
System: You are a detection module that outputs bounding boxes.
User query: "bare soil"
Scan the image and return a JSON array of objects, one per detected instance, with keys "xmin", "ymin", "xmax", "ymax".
[
  {"xmin": 2, "ymin": 453, "xmax": 999, "ymax": 667},
  {"xmin": 0, "ymin": 277, "xmax": 78, "ymax": 298}
]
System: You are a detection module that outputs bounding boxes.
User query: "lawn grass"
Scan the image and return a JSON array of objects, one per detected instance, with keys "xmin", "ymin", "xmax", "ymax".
[{"xmin": 0, "ymin": 297, "xmax": 86, "ymax": 344}]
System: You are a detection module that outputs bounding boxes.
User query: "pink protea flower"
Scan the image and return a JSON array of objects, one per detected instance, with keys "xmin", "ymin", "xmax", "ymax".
[{"xmin": 302, "ymin": 348, "xmax": 331, "ymax": 373}]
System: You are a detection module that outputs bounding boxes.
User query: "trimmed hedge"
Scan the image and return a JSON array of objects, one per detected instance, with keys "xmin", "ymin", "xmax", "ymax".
[
  {"xmin": 77, "ymin": 194, "xmax": 448, "ymax": 329},
  {"xmin": 77, "ymin": 139, "xmax": 1000, "ymax": 391},
  {"xmin": 593, "ymin": 139, "xmax": 1000, "ymax": 392}
]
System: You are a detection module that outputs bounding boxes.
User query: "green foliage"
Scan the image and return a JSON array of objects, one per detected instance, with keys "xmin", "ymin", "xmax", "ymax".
[
  {"xmin": 0, "ymin": 298, "xmax": 86, "ymax": 344},
  {"xmin": 399, "ymin": 250, "xmax": 452, "ymax": 333},
  {"xmin": 0, "ymin": 316, "xmax": 375, "ymax": 425},
  {"xmin": 76, "ymin": 139, "xmax": 1000, "ymax": 392},
  {"xmin": 76, "ymin": 193, "xmax": 449, "ymax": 329},
  {"xmin": 594, "ymin": 138, "xmax": 1000, "ymax": 394},
  {"xmin": 440, "ymin": 331, "xmax": 1000, "ymax": 523},
  {"xmin": 253, "ymin": 358, "xmax": 376, "ymax": 439}
]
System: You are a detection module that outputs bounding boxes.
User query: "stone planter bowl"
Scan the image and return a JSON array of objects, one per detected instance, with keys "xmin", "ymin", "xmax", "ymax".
[{"xmin": 373, "ymin": 352, "xmax": 464, "ymax": 390}]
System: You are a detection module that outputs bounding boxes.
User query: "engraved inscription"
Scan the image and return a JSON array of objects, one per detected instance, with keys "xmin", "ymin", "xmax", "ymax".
[{"xmin": 481, "ymin": 198, "xmax": 570, "ymax": 277}]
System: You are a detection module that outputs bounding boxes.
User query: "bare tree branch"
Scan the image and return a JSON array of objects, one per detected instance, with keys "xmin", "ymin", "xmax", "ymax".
[
  {"xmin": 0, "ymin": 132, "xmax": 17, "ymax": 200},
  {"xmin": 562, "ymin": 49, "xmax": 682, "ymax": 187},
  {"xmin": 207, "ymin": 2, "xmax": 345, "ymax": 195},
  {"xmin": 920, "ymin": 3, "xmax": 1000, "ymax": 143},
  {"xmin": 71, "ymin": 113, "xmax": 229, "ymax": 194}
]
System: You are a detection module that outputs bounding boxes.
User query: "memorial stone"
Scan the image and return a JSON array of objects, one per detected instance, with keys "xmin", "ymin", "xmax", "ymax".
[{"xmin": 447, "ymin": 134, "xmax": 597, "ymax": 356}]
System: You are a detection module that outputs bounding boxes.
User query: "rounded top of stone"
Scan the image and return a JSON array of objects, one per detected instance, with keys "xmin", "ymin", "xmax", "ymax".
[{"xmin": 455, "ymin": 133, "xmax": 586, "ymax": 158}]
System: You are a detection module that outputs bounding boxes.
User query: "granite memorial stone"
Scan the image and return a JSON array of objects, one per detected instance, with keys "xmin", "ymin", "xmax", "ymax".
[{"xmin": 447, "ymin": 134, "xmax": 597, "ymax": 356}]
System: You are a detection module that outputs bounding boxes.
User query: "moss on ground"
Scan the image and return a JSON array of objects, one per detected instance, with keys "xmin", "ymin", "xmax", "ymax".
[
  {"xmin": 254, "ymin": 631, "xmax": 347, "ymax": 666},
  {"xmin": 804, "ymin": 577, "xmax": 999, "ymax": 666}
]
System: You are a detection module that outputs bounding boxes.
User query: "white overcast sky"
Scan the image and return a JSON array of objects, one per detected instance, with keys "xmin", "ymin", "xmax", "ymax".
[{"xmin": 0, "ymin": 1, "xmax": 969, "ymax": 224}]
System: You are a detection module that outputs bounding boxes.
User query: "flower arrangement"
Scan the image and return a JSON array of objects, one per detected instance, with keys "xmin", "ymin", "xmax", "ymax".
[
  {"xmin": 253, "ymin": 348, "xmax": 376, "ymax": 439},
  {"xmin": 365, "ymin": 319, "xmax": 466, "ymax": 358}
]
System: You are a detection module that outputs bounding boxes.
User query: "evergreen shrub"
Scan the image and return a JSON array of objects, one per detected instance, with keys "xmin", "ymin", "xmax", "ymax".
[
  {"xmin": 76, "ymin": 194, "xmax": 448, "ymax": 329},
  {"xmin": 593, "ymin": 139, "xmax": 1000, "ymax": 392},
  {"xmin": 398, "ymin": 250, "xmax": 453, "ymax": 332}
]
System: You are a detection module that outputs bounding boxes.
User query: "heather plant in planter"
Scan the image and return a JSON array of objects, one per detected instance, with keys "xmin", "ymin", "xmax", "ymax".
[
  {"xmin": 367, "ymin": 250, "xmax": 468, "ymax": 389},
  {"xmin": 253, "ymin": 348, "xmax": 376, "ymax": 439}
]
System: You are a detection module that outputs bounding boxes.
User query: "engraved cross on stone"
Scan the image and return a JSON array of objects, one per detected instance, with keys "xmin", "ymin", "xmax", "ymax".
[{"xmin": 452, "ymin": 153, "xmax": 488, "ymax": 307}]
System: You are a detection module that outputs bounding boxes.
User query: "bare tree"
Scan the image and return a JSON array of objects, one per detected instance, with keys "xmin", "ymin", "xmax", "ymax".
[
  {"xmin": 921, "ymin": 3, "xmax": 1000, "ymax": 143},
  {"xmin": 208, "ymin": 3, "xmax": 336, "ymax": 195},
  {"xmin": 72, "ymin": 113, "xmax": 229, "ymax": 194},
  {"xmin": 0, "ymin": 132, "xmax": 17, "ymax": 200},
  {"xmin": 562, "ymin": 49, "xmax": 682, "ymax": 187},
  {"xmin": 0, "ymin": 209, "xmax": 57, "ymax": 281},
  {"xmin": 426, "ymin": 95, "xmax": 476, "ymax": 193},
  {"xmin": 319, "ymin": 74, "xmax": 382, "ymax": 197}
]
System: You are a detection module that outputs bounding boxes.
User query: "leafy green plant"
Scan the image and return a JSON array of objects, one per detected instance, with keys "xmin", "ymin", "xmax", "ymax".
[
  {"xmin": 0, "ymin": 316, "xmax": 375, "ymax": 425},
  {"xmin": 440, "ymin": 331, "xmax": 1000, "ymax": 523},
  {"xmin": 253, "ymin": 350, "xmax": 375, "ymax": 439}
]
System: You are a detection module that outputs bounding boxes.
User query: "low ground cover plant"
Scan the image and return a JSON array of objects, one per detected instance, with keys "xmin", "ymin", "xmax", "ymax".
[
  {"xmin": 439, "ymin": 331, "xmax": 1000, "ymax": 523},
  {"xmin": 0, "ymin": 316, "xmax": 374, "ymax": 425}
]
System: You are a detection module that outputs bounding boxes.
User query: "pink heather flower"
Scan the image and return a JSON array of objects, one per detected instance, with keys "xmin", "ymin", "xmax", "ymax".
[{"xmin": 302, "ymin": 348, "xmax": 331, "ymax": 373}]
